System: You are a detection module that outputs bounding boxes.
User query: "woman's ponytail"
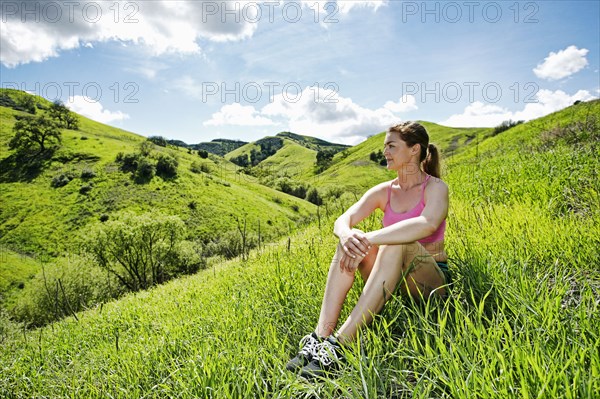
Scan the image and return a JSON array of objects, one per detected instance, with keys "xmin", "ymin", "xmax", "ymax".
[
  {"xmin": 423, "ymin": 143, "xmax": 440, "ymax": 178},
  {"xmin": 389, "ymin": 122, "xmax": 441, "ymax": 177}
]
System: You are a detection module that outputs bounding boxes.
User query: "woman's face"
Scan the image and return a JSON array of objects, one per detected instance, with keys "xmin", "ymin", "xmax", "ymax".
[{"xmin": 383, "ymin": 133, "xmax": 419, "ymax": 170}]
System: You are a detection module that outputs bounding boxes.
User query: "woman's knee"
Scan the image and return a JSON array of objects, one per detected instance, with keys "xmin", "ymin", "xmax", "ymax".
[
  {"xmin": 377, "ymin": 242, "xmax": 422, "ymax": 260},
  {"xmin": 357, "ymin": 244, "xmax": 379, "ymax": 281}
]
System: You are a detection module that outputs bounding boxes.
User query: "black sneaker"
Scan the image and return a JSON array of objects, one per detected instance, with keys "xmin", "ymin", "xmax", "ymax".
[
  {"xmin": 299, "ymin": 336, "xmax": 344, "ymax": 379},
  {"xmin": 286, "ymin": 332, "xmax": 321, "ymax": 372}
]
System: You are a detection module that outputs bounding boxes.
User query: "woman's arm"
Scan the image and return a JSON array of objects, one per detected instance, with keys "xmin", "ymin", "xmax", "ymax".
[
  {"xmin": 333, "ymin": 182, "xmax": 386, "ymax": 258},
  {"xmin": 365, "ymin": 179, "xmax": 448, "ymax": 246}
]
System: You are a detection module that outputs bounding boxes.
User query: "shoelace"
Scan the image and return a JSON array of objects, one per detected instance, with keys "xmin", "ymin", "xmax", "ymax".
[
  {"xmin": 299, "ymin": 334, "xmax": 319, "ymax": 357},
  {"xmin": 312, "ymin": 340, "xmax": 340, "ymax": 366}
]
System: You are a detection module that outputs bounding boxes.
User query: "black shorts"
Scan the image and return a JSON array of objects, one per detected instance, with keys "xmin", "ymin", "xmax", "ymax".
[{"xmin": 436, "ymin": 261, "xmax": 452, "ymax": 286}]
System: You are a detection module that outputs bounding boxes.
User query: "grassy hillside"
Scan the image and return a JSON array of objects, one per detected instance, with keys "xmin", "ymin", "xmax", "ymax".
[
  {"xmin": 276, "ymin": 131, "xmax": 350, "ymax": 153},
  {"xmin": 311, "ymin": 122, "xmax": 488, "ymax": 197},
  {"xmin": 224, "ymin": 133, "xmax": 349, "ymax": 179},
  {"xmin": 193, "ymin": 138, "xmax": 248, "ymax": 157},
  {"xmin": 0, "ymin": 100, "xmax": 598, "ymax": 397},
  {"xmin": 257, "ymin": 139, "xmax": 318, "ymax": 179},
  {"xmin": 0, "ymin": 89, "xmax": 317, "ymax": 305}
]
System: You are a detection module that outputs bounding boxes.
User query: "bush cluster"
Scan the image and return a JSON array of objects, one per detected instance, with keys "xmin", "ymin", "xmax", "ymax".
[
  {"xmin": 276, "ymin": 177, "xmax": 308, "ymax": 199},
  {"xmin": 315, "ymin": 148, "xmax": 337, "ymax": 172},
  {"xmin": 51, "ymin": 173, "xmax": 73, "ymax": 188},
  {"xmin": 191, "ymin": 161, "xmax": 211, "ymax": 174},
  {"xmin": 156, "ymin": 154, "xmax": 178, "ymax": 178},
  {"xmin": 230, "ymin": 137, "xmax": 284, "ymax": 168},
  {"xmin": 492, "ymin": 120, "xmax": 524, "ymax": 136},
  {"xmin": 369, "ymin": 150, "xmax": 387, "ymax": 166},
  {"xmin": 115, "ymin": 145, "xmax": 179, "ymax": 183},
  {"xmin": 10, "ymin": 255, "xmax": 122, "ymax": 328}
]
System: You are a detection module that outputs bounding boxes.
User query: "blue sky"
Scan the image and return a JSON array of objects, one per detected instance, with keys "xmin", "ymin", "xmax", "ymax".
[{"xmin": 1, "ymin": 0, "xmax": 598, "ymax": 145}]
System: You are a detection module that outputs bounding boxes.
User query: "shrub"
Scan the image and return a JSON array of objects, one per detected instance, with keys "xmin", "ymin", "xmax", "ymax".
[
  {"xmin": 134, "ymin": 157, "xmax": 155, "ymax": 183},
  {"xmin": 99, "ymin": 214, "xmax": 109, "ymax": 222},
  {"xmin": 79, "ymin": 184, "xmax": 92, "ymax": 194},
  {"xmin": 139, "ymin": 141, "xmax": 154, "ymax": 156},
  {"xmin": 51, "ymin": 173, "xmax": 72, "ymax": 188},
  {"xmin": 191, "ymin": 161, "xmax": 211, "ymax": 174},
  {"xmin": 148, "ymin": 136, "xmax": 168, "ymax": 147},
  {"xmin": 10, "ymin": 255, "xmax": 121, "ymax": 327},
  {"xmin": 203, "ymin": 230, "xmax": 257, "ymax": 259},
  {"xmin": 118, "ymin": 152, "xmax": 139, "ymax": 172},
  {"xmin": 370, "ymin": 150, "xmax": 387, "ymax": 166},
  {"xmin": 231, "ymin": 154, "xmax": 250, "ymax": 167},
  {"xmin": 492, "ymin": 120, "xmax": 524, "ymax": 136},
  {"xmin": 315, "ymin": 149, "xmax": 336, "ymax": 172},
  {"xmin": 169, "ymin": 240, "xmax": 206, "ymax": 274},
  {"xmin": 156, "ymin": 154, "xmax": 178, "ymax": 179},
  {"xmin": 81, "ymin": 168, "xmax": 96, "ymax": 179},
  {"xmin": 81, "ymin": 213, "xmax": 189, "ymax": 291},
  {"xmin": 0, "ymin": 308, "xmax": 21, "ymax": 341},
  {"xmin": 0, "ymin": 93, "xmax": 17, "ymax": 108},
  {"xmin": 198, "ymin": 149, "xmax": 209, "ymax": 159},
  {"xmin": 307, "ymin": 187, "xmax": 323, "ymax": 205},
  {"xmin": 275, "ymin": 177, "xmax": 307, "ymax": 199}
]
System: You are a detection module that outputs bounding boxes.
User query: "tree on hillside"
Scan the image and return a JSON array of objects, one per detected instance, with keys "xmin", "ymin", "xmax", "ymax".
[
  {"xmin": 198, "ymin": 149, "xmax": 209, "ymax": 159},
  {"xmin": 82, "ymin": 213, "xmax": 197, "ymax": 291},
  {"xmin": 18, "ymin": 95, "xmax": 37, "ymax": 114},
  {"xmin": 49, "ymin": 100, "xmax": 79, "ymax": 130},
  {"xmin": 307, "ymin": 187, "xmax": 323, "ymax": 206},
  {"xmin": 148, "ymin": 136, "xmax": 168, "ymax": 147},
  {"xmin": 9, "ymin": 116, "xmax": 61, "ymax": 154},
  {"xmin": 231, "ymin": 154, "xmax": 250, "ymax": 167},
  {"xmin": 315, "ymin": 149, "xmax": 336, "ymax": 172}
]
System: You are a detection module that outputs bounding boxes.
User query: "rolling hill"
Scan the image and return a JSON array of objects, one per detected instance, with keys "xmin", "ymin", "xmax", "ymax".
[
  {"xmin": 0, "ymin": 98, "xmax": 598, "ymax": 397},
  {"xmin": 0, "ymin": 89, "xmax": 318, "ymax": 306}
]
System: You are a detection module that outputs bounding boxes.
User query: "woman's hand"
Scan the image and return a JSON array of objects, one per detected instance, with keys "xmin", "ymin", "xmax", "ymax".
[
  {"xmin": 338, "ymin": 248, "xmax": 364, "ymax": 273},
  {"xmin": 338, "ymin": 228, "xmax": 371, "ymax": 273},
  {"xmin": 339, "ymin": 228, "xmax": 371, "ymax": 259}
]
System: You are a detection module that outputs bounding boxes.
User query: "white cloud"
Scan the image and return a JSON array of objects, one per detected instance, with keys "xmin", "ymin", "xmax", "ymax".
[
  {"xmin": 67, "ymin": 96, "xmax": 129, "ymax": 124},
  {"xmin": 533, "ymin": 46, "xmax": 589, "ymax": 81},
  {"xmin": 302, "ymin": 0, "xmax": 386, "ymax": 15},
  {"xmin": 0, "ymin": 1, "xmax": 258, "ymax": 67},
  {"xmin": 384, "ymin": 95, "xmax": 418, "ymax": 113},
  {"xmin": 204, "ymin": 103, "xmax": 276, "ymax": 126},
  {"xmin": 440, "ymin": 89, "xmax": 596, "ymax": 127},
  {"xmin": 1, "ymin": 0, "xmax": 387, "ymax": 67},
  {"xmin": 262, "ymin": 87, "xmax": 416, "ymax": 144}
]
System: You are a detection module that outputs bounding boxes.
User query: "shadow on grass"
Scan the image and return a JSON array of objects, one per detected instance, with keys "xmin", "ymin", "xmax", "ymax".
[{"xmin": 0, "ymin": 148, "xmax": 56, "ymax": 183}]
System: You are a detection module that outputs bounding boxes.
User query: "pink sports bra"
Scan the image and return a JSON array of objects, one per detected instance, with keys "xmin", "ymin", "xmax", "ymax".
[{"xmin": 382, "ymin": 175, "xmax": 446, "ymax": 244}]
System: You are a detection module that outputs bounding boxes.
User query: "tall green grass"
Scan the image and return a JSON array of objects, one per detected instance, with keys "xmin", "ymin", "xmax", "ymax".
[{"xmin": 1, "ymin": 101, "xmax": 598, "ymax": 397}]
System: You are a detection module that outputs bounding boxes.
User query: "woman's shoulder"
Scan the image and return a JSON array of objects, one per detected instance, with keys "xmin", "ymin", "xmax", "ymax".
[
  {"xmin": 361, "ymin": 180, "xmax": 393, "ymax": 210},
  {"xmin": 425, "ymin": 175, "xmax": 449, "ymax": 195},
  {"xmin": 371, "ymin": 179, "xmax": 394, "ymax": 194}
]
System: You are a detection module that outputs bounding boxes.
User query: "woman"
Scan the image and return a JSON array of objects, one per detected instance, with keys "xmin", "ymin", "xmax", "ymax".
[{"xmin": 286, "ymin": 121, "xmax": 450, "ymax": 379}]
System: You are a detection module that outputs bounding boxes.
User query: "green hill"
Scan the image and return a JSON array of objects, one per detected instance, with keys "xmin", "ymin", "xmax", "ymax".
[
  {"xmin": 276, "ymin": 131, "xmax": 350, "ymax": 153},
  {"xmin": 0, "ymin": 89, "xmax": 317, "ymax": 307},
  {"xmin": 193, "ymin": 138, "xmax": 248, "ymax": 157},
  {"xmin": 313, "ymin": 122, "xmax": 489, "ymax": 196},
  {"xmin": 1, "ymin": 99, "xmax": 598, "ymax": 397},
  {"xmin": 224, "ymin": 133, "xmax": 349, "ymax": 173}
]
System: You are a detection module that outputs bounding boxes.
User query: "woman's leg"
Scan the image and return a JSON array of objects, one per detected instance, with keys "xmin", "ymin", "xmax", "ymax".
[
  {"xmin": 314, "ymin": 243, "xmax": 380, "ymax": 337},
  {"xmin": 336, "ymin": 242, "xmax": 446, "ymax": 344}
]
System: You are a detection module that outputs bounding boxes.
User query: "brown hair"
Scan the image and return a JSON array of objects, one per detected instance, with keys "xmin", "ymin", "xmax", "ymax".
[{"xmin": 388, "ymin": 121, "xmax": 441, "ymax": 178}]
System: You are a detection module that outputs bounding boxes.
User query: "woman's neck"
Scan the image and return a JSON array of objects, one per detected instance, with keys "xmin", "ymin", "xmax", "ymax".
[{"xmin": 396, "ymin": 168, "xmax": 426, "ymax": 191}]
